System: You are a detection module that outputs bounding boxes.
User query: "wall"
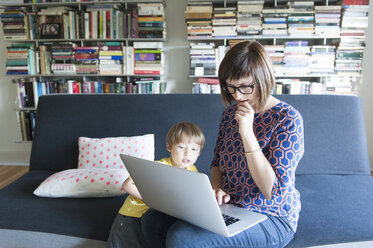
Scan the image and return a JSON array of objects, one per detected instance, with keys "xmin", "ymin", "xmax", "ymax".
[
  {"xmin": 0, "ymin": 0, "xmax": 372, "ymax": 169},
  {"xmin": 361, "ymin": 1, "xmax": 373, "ymax": 170}
]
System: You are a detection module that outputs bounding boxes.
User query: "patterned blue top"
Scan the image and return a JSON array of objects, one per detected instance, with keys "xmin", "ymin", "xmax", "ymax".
[{"xmin": 210, "ymin": 101, "xmax": 304, "ymax": 232}]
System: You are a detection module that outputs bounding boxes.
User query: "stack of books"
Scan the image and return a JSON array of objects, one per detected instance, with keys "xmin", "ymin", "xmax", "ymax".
[
  {"xmin": 335, "ymin": 37, "xmax": 365, "ymax": 75},
  {"xmin": 275, "ymin": 78, "xmax": 325, "ymax": 95},
  {"xmin": 84, "ymin": 4, "xmax": 121, "ymax": 39},
  {"xmin": 131, "ymin": 77, "xmax": 166, "ymax": 94},
  {"xmin": 50, "ymin": 44, "xmax": 75, "ymax": 75},
  {"xmin": 236, "ymin": 1, "xmax": 263, "ymax": 36},
  {"xmin": 185, "ymin": 1, "xmax": 213, "ymax": 38},
  {"xmin": 264, "ymin": 45, "xmax": 285, "ymax": 75},
  {"xmin": 262, "ymin": 5, "xmax": 288, "ymax": 36},
  {"xmin": 309, "ymin": 45, "xmax": 336, "ymax": 74},
  {"xmin": 74, "ymin": 46, "xmax": 99, "ymax": 74},
  {"xmin": 322, "ymin": 76, "xmax": 354, "ymax": 94},
  {"xmin": 337, "ymin": 0, "xmax": 368, "ymax": 76},
  {"xmin": 16, "ymin": 78, "xmax": 35, "ymax": 108},
  {"xmin": 287, "ymin": 1, "xmax": 315, "ymax": 36},
  {"xmin": 133, "ymin": 42, "xmax": 163, "ymax": 75},
  {"xmin": 6, "ymin": 44, "xmax": 35, "ymax": 75},
  {"xmin": 0, "ymin": 7, "xmax": 28, "ymax": 40},
  {"xmin": 192, "ymin": 77, "xmax": 221, "ymax": 94},
  {"xmin": 340, "ymin": 0, "xmax": 369, "ymax": 37},
  {"xmin": 283, "ymin": 40, "xmax": 310, "ymax": 75},
  {"xmin": 314, "ymin": 5, "xmax": 341, "ymax": 36},
  {"xmin": 137, "ymin": 3, "xmax": 166, "ymax": 39},
  {"xmin": 17, "ymin": 110, "xmax": 35, "ymax": 141},
  {"xmin": 190, "ymin": 42, "xmax": 216, "ymax": 76},
  {"xmin": 98, "ymin": 42, "xmax": 123, "ymax": 75},
  {"xmin": 212, "ymin": 6, "xmax": 237, "ymax": 38}
]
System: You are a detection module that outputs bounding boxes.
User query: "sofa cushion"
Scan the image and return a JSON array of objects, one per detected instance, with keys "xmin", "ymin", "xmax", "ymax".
[
  {"xmin": 33, "ymin": 168, "xmax": 128, "ymax": 198},
  {"xmin": 276, "ymin": 95, "xmax": 370, "ymax": 176},
  {"xmin": 287, "ymin": 174, "xmax": 373, "ymax": 247},
  {"xmin": 78, "ymin": 134, "xmax": 155, "ymax": 169},
  {"xmin": 0, "ymin": 171, "xmax": 125, "ymax": 241}
]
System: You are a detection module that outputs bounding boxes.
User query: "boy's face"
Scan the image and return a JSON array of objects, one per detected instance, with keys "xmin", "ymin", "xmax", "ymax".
[{"xmin": 167, "ymin": 134, "xmax": 201, "ymax": 169}]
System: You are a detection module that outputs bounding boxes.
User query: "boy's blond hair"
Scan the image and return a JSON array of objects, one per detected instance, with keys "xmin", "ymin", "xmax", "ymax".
[{"xmin": 166, "ymin": 122, "xmax": 205, "ymax": 152}]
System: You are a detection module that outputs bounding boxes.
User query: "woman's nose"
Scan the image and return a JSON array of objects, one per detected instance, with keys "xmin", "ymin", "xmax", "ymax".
[{"xmin": 233, "ymin": 90, "xmax": 244, "ymax": 101}]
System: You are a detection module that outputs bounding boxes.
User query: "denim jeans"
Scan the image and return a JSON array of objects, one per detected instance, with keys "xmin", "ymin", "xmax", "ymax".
[{"xmin": 141, "ymin": 209, "xmax": 294, "ymax": 248}]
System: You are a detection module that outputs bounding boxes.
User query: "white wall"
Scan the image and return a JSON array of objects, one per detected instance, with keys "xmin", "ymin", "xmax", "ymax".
[
  {"xmin": 0, "ymin": 0, "xmax": 372, "ymax": 169},
  {"xmin": 360, "ymin": 1, "xmax": 373, "ymax": 170}
]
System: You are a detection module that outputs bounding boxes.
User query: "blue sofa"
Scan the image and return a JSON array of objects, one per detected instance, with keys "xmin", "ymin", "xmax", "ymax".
[{"xmin": 0, "ymin": 94, "xmax": 372, "ymax": 247}]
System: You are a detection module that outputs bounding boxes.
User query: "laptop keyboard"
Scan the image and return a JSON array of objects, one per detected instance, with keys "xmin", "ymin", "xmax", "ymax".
[{"xmin": 222, "ymin": 213, "xmax": 240, "ymax": 226}]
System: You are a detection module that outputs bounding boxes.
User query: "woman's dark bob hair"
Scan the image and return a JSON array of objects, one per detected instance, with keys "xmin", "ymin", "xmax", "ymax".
[{"xmin": 218, "ymin": 40, "xmax": 275, "ymax": 112}]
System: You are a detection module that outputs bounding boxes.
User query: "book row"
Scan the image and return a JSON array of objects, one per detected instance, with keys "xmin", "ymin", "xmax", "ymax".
[
  {"xmin": 190, "ymin": 39, "xmax": 365, "ymax": 77},
  {"xmin": 16, "ymin": 110, "xmax": 35, "ymax": 142},
  {"xmin": 0, "ymin": 2, "xmax": 165, "ymax": 40},
  {"xmin": 15, "ymin": 76, "xmax": 167, "ymax": 108},
  {"xmin": 185, "ymin": 0, "xmax": 369, "ymax": 38},
  {"xmin": 6, "ymin": 41, "xmax": 164, "ymax": 75},
  {"xmin": 191, "ymin": 76, "xmax": 356, "ymax": 95}
]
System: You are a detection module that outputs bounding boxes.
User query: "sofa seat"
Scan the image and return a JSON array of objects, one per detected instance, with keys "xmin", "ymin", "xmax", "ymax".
[
  {"xmin": 0, "ymin": 170, "xmax": 124, "ymax": 241},
  {"xmin": 288, "ymin": 174, "xmax": 373, "ymax": 247}
]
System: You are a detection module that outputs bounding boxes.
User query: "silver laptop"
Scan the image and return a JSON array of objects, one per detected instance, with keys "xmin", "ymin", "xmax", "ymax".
[{"xmin": 120, "ymin": 154, "xmax": 267, "ymax": 237}]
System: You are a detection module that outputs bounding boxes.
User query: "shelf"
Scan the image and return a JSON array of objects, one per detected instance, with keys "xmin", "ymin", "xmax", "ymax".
[
  {"xmin": 3, "ymin": 38, "xmax": 167, "ymax": 43},
  {"xmin": 188, "ymin": 35, "xmax": 365, "ymax": 41},
  {"xmin": 190, "ymin": 74, "xmax": 363, "ymax": 78},
  {"xmin": 15, "ymin": 140, "xmax": 32, "ymax": 144},
  {"xmin": 14, "ymin": 107, "xmax": 37, "ymax": 111},
  {"xmin": 0, "ymin": 0, "xmax": 165, "ymax": 8},
  {"xmin": 7, "ymin": 74, "xmax": 164, "ymax": 78}
]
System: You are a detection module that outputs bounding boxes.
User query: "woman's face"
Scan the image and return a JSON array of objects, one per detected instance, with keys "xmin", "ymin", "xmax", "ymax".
[{"xmin": 226, "ymin": 76, "xmax": 259, "ymax": 110}]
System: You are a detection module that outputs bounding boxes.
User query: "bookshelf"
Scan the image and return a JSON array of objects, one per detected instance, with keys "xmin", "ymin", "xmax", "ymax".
[
  {"xmin": 186, "ymin": 0, "xmax": 368, "ymax": 95},
  {"xmin": 0, "ymin": 0, "xmax": 167, "ymax": 142}
]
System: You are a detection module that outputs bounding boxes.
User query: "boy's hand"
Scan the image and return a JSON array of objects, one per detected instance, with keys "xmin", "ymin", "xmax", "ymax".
[{"xmin": 213, "ymin": 188, "xmax": 230, "ymax": 205}]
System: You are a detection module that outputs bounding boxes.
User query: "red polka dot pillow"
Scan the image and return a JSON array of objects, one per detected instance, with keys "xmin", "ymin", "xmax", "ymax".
[
  {"xmin": 33, "ymin": 134, "xmax": 155, "ymax": 198},
  {"xmin": 34, "ymin": 168, "xmax": 128, "ymax": 198},
  {"xmin": 78, "ymin": 134, "xmax": 155, "ymax": 169}
]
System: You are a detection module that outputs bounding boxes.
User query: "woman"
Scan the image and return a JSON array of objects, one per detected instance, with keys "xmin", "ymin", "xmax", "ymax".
[{"xmin": 141, "ymin": 40, "xmax": 304, "ymax": 248}]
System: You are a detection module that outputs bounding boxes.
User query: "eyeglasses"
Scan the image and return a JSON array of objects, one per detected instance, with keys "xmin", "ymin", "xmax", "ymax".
[{"xmin": 223, "ymin": 82, "xmax": 256, "ymax": 95}]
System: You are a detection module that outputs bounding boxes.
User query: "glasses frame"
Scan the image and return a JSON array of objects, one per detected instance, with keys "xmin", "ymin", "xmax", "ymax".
[{"xmin": 223, "ymin": 82, "xmax": 256, "ymax": 95}]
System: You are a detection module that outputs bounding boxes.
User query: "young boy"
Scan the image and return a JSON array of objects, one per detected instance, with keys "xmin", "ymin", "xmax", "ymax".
[{"xmin": 107, "ymin": 122, "xmax": 205, "ymax": 248}]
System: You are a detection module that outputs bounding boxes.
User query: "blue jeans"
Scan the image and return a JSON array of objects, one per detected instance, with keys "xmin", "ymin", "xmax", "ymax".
[{"xmin": 141, "ymin": 209, "xmax": 294, "ymax": 248}]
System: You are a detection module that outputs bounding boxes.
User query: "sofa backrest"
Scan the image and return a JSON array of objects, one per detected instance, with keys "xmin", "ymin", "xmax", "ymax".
[
  {"xmin": 30, "ymin": 94, "xmax": 370, "ymax": 176},
  {"xmin": 276, "ymin": 94, "xmax": 370, "ymax": 175}
]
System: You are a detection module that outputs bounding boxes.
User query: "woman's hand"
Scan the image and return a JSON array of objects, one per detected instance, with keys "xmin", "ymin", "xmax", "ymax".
[
  {"xmin": 235, "ymin": 100, "xmax": 255, "ymax": 138},
  {"xmin": 213, "ymin": 188, "xmax": 230, "ymax": 205}
]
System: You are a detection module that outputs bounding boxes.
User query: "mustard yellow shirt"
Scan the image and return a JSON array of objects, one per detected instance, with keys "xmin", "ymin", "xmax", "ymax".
[{"xmin": 118, "ymin": 157, "xmax": 198, "ymax": 218}]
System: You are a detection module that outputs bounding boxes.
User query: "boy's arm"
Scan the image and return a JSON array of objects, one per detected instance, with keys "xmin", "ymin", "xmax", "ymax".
[{"xmin": 121, "ymin": 177, "xmax": 143, "ymax": 200}]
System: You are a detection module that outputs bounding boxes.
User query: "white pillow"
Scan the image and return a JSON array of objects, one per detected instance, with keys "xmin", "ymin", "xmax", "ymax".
[
  {"xmin": 33, "ymin": 168, "xmax": 128, "ymax": 198},
  {"xmin": 78, "ymin": 134, "xmax": 154, "ymax": 169}
]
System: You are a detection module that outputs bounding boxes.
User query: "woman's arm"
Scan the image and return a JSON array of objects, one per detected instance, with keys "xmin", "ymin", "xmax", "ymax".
[
  {"xmin": 236, "ymin": 100, "xmax": 304, "ymax": 201},
  {"xmin": 241, "ymin": 132, "xmax": 275, "ymax": 200},
  {"xmin": 121, "ymin": 177, "xmax": 143, "ymax": 200},
  {"xmin": 236, "ymin": 101, "xmax": 276, "ymax": 200}
]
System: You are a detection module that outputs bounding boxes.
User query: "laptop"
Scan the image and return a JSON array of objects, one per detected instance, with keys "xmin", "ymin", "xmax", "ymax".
[{"xmin": 120, "ymin": 154, "xmax": 267, "ymax": 237}]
